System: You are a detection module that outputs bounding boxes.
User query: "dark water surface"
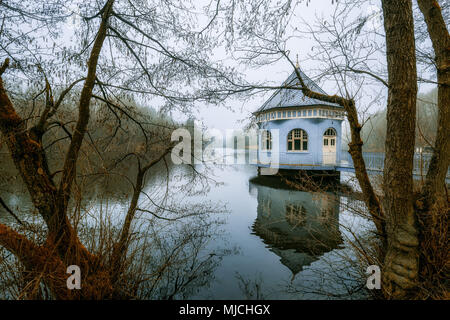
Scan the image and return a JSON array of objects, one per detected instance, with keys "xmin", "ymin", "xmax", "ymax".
[
  {"xmin": 0, "ymin": 157, "xmax": 370, "ymax": 299},
  {"xmin": 183, "ymin": 164, "xmax": 369, "ymax": 299}
]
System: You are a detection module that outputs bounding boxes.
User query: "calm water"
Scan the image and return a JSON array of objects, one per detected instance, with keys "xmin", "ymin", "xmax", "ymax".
[
  {"xmin": 180, "ymin": 164, "xmax": 370, "ymax": 300},
  {"xmin": 0, "ymin": 155, "xmax": 371, "ymax": 300}
]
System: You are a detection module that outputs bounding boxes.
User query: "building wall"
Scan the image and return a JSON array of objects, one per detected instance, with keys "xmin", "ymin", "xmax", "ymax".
[{"xmin": 257, "ymin": 117, "xmax": 343, "ymax": 166}]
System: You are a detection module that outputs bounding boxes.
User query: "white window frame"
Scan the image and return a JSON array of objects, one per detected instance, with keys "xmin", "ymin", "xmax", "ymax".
[
  {"xmin": 261, "ymin": 130, "xmax": 272, "ymax": 151},
  {"xmin": 287, "ymin": 129, "xmax": 308, "ymax": 152}
]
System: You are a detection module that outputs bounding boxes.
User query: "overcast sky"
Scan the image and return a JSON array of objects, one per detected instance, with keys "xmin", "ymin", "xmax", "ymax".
[
  {"xmin": 36, "ymin": 0, "xmax": 438, "ymax": 133},
  {"xmin": 194, "ymin": 1, "xmax": 370, "ymax": 131},
  {"xmin": 191, "ymin": 0, "xmax": 436, "ymax": 132}
]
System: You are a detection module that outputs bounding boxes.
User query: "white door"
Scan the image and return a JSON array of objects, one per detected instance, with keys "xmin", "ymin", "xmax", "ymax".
[{"xmin": 323, "ymin": 128, "xmax": 337, "ymax": 164}]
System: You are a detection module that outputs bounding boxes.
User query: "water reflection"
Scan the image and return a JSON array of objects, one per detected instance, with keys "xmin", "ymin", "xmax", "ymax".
[
  {"xmin": 0, "ymin": 157, "xmax": 226, "ymax": 300},
  {"xmin": 2, "ymin": 154, "xmax": 363, "ymax": 299},
  {"xmin": 249, "ymin": 176, "xmax": 343, "ymax": 278}
]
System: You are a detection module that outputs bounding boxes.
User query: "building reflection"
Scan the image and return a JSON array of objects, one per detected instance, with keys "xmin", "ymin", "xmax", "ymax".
[{"xmin": 249, "ymin": 178, "xmax": 343, "ymax": 278}]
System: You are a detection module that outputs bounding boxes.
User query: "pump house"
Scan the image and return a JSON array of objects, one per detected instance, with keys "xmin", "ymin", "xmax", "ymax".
[{"xmin": 254, "ymin": 68, "xmax": 345, "ymax": 171}]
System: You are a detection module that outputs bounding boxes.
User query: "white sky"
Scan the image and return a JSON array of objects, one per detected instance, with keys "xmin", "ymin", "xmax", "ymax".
[
  {"xmin": 194, "ymin": 2, "xmax": 367, "ymax": 130},
  {"xmin": 192, "ymin": 0, "xmax": 436, "ymax": 131},
  {"xmin": 54, "ymin": 0, "xmax": 437, "ymax": 132}
]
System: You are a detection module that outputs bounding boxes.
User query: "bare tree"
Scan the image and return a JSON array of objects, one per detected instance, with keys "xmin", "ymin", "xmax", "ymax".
[
  {"xmin": 0, "ymin": 0, "xmax": 237, "ymax": 299},
  {"xmin": 222, "ymin": 0, "xmax": 448, "ymax": 299},
  {"xmin": 0, "ymin": 0, "xmax": 448, "ymax": 300}
]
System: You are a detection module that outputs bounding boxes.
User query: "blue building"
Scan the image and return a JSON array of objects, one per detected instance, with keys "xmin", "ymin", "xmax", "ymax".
[{"xmin": 254, "ymin": 68, "xmax": 345, "ymax": 173}]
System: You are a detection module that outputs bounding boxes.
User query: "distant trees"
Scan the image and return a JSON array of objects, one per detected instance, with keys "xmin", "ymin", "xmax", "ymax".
[{"xmin": 361, "ymin": 88, "xmax": 439, "ymax": 152}]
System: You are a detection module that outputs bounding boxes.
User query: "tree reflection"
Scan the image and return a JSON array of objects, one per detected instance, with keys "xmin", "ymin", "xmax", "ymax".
[{"xmin": 0, "ymin": 153, "xmax": 228, "ymax": 299}]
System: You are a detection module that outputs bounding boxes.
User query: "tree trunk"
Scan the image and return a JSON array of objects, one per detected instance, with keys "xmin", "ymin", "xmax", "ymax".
[
  {"xmin": 381, "ymin": 0, "xmax": 419, "ymax": 299},
  {"xmin": 416, "ymin": 0, "xmax": 450, "ymax": 293},
  {"xmin": 110, "ymin": 147, "xmax": 173, "ymax": 290},
  {"xmin": 0, "ymin": 0, "xmax": 116, "ymax": 299},
  {"xmin": 288, "ymin": 65, "xmax": 385, "ymax": 238},
  {"xmin": 53, "ymin": 0, "xmax": 115, "ymax": 262},
  {"xmin": 416, "ymin": 0, "xmax": 450, "ymax": 206}
]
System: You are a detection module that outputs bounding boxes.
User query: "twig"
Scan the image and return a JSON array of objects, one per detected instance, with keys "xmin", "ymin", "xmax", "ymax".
[{"xmin": 0, "ymin": 196, "xmax": 24, "ymax": 226}]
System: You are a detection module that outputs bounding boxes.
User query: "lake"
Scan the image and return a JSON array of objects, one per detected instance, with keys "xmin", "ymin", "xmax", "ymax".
[
  {"xmin": 166, "ymin": 162, "xmax": 371, "ymax": 300},
  {"xmin": 0, "ymin": 154, "xmax": 372, "ymax": 300}
]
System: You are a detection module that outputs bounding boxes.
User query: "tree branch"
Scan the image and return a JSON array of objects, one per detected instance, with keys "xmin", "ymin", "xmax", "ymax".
[
  {"xmin": 0, "ymin": 58, "xmax": 9, "ymax": 75},
  {"xmin": 0, "ymin": 196, "xmax": 25, "ymax": 226},
  {"xmin": 282, "ymin": 51, "xmax": 385, "ymax": 238},
  {"xmin": 55, "ymin": 0, "xmax": 115, "ymax": 235},
  {"xmin": 417, "ymin": 0, "xmax": 450, "ymax": 206},
  {"xmin": 110, "ymin": 144, "xmax": 174, "ymax": 287}
]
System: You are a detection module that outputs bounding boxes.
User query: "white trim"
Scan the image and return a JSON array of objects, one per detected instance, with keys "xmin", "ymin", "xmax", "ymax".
[{"xmin": 257, "ymin": 107, "xmax": 345, "ymax": 123}]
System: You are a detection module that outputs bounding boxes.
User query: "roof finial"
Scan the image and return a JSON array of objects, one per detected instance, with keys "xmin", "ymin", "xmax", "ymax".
[{"xmin": 296, "ymin": 54, "xmax": 299, "ymax": 68}]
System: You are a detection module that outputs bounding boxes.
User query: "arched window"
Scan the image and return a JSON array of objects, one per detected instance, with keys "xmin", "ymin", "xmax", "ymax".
[
  {"xmin": 324, "ymin": 128, "xmax": 336, "ymax": 136},
  {"xmin": 287, "ymin": 129, "xmax": 308, "ymax": 151},
  {"xmin": 323, "ymin": 128, "xmax": 336, "ymax": 147},
  {"xmin": 261, "ymin": 130, "xmax": 272, "ymax": 151}
]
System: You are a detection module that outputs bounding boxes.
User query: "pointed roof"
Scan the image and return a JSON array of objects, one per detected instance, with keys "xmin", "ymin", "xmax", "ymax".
[{"xmin": 255, "ymin": 68, "xmax": 341, "ymax": 114}]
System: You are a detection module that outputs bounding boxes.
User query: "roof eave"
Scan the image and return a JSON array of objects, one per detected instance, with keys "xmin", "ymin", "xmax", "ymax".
[{"xmin": 256, "ymin": 104, "xmax": 343, "ymax": 113}]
